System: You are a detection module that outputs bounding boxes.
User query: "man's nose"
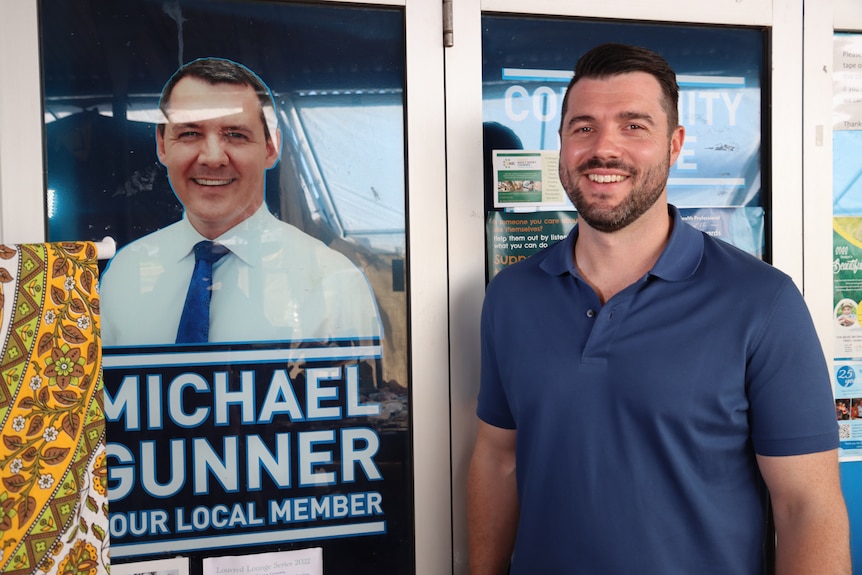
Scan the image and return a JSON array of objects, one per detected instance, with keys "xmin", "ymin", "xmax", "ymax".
[
  {"xmin": 197, "ymin": 134, "xmax": 228, "ymax": 165},
  {"xmin": 590, "ymin": 128, "xmax": 622, "ymax": 158}
]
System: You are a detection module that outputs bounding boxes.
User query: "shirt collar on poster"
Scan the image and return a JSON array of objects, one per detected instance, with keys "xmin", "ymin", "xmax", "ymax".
[{"xmin": 173, "ymin": 204, "xmax": 271, "ymax": 267}]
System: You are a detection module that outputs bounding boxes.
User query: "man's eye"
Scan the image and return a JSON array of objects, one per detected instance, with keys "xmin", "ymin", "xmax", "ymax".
[
  {"xmin": 177, "ymin": 131, "xmax": 199, "ymax": 138},
  {"xmin": 627, "ymin": 124, "xmax": 644, "ymax": 130},
  {"xmin": 225, "ymin": 132, "xmax": 249, "ymax": 140}
]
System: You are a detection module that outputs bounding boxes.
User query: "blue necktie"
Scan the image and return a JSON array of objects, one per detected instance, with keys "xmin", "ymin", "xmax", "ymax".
[{"xmin": 176, "ymin": 240, "xmax": 229, "ymax": 344}]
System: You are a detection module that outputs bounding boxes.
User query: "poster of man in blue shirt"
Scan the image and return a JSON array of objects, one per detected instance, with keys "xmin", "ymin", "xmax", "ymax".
[{"xmin": 99, "ymin": 58, "xmax": 382, "ymax": 347}]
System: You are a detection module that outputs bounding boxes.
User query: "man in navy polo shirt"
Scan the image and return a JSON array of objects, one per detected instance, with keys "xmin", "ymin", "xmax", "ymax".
[{"xmin": 468, "ymin": 43, "xmax": 850, "ymax": 574}]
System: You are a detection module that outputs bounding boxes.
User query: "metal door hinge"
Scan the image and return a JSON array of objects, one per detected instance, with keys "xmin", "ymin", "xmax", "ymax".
[{"xmin": 443, "ymin": 0, "xmax": 453, "ymax": 47}]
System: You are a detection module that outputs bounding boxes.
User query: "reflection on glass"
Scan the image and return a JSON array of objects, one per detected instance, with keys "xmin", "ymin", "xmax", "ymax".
[
  {"xmin": 481, "ymin": 15, "xmax": 767, "ymax": 274},
  {"xmin": 482, "ymin": 16, "xmax": 764, "ymax": 208}
]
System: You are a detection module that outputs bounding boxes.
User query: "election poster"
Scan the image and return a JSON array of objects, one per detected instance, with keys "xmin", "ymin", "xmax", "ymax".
[
  {"xmin": 39, "ymin": 0, "xmax": 413, "ymax": 573},
  {"xmin": 103, "ymin": 341, "xmax": 410, "ymax": 571}
]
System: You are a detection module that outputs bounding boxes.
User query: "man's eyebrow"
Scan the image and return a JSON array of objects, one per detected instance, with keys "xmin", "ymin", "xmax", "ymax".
[
  {"xmin": 221, "ymin": 124, "xmax": 255, "ymax": 133},
  {"xmin": 562, "ymin": 114, "xmax": 595, "ymax": 130},
  {"xmin": 563, "ymin": 111, "xmax": 657, "ymax": 127},
  {"xmin": 168, "ymin": 121, "xmax": 255, "ymax": 133},
  {"xmin": 618, "ymin": 111, "xmax": 656, "ymax": 125},
  {"xmin": 168, "ymin": 122, "xmax": 201, "ymax": 131}
]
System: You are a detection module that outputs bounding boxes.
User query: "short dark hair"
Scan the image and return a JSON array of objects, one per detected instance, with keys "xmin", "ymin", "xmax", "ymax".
[
  {"xmin": 559, "ymin": 43, "xmax": 679, "ymax": 134},
  {"xmin": 158, "ymin": 57, "xmax": 277, "ymax": 142}
]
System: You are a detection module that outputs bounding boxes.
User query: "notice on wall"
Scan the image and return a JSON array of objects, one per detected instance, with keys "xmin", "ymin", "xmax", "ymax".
[
  {"xmin": 833, "ymin": 35, "xmax": 862, "ymax": 461},
  {"xmin": 486, "ymin": 211, "xmax": 577, "ymax": 278},
  {"xmin": 202, "ymin": 549, "xmax": 322, "ymax": 575},
  {"xmin": 112, "ymin": 556, "xmax": 190, "ymax": 575},
  {"xmin": 833, "ymin": 361, "xmax": 862, "ymax": 460},
  {"xmin": 492, "ymin": 151, "xmax": 571, "ymax": 209},
  {"xmin": 833, "ymin": 217, "xmax": 862, "ymax": 461},
  {"xmin": 834, "ymin": 35, "xmax": 862, "ymax": 130},
  {"xmin": 833, "ymin": 218, "xmax": 862, "ymax": 357}
]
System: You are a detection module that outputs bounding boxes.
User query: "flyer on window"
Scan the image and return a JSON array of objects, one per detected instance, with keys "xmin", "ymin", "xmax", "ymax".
[
  {"xmin": 833, "ymin": 35, "xmax": 862, "ymax": 462},
  {"xmin": 832, "ymin": 219, "xmax": 862, "ymax": 360},
  {"xmin": 832, "ymin": 362, "xmax": 862, "ymax": 460},
  {"xmin": 492, "ymin": 150, "xmax": 570, "ymax": 209}
]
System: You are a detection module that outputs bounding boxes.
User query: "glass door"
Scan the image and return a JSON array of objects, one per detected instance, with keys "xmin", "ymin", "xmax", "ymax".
[
  {"xmin": 445, "ymin": 1, "xmax": 804, "ymax": 573},
  {"xmin": 28, "ymin": 0, "xmax": 450, "ymax": 574},
  {"xmin": 481, "ymin": 15, "xmax": 766, "ymax": 283}
]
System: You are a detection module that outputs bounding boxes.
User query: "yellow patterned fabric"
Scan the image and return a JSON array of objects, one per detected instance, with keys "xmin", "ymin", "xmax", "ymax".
[{"xmin": 0, "ymin": 243, "xmax": 107, "ymax": 575}]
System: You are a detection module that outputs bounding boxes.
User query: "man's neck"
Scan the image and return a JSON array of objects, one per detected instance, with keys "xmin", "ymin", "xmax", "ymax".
[
  {"xmin": 573, "ymin": 203, "xmax": 672, "ymax": 304},
  {"xmin": 190, "ymin": 200, "xmax": 264, "ymax": 240}
]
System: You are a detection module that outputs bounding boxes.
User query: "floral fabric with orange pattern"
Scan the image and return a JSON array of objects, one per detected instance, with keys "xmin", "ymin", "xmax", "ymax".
[{"xmin": 0, "ymin": 243, "xmax": 107, "ymax": 575}]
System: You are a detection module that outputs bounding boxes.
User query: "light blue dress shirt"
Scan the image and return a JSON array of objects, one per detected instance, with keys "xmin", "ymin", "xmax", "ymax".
[{"xmin": 100, "ymin": 205, "xmax": 381, "ymax": 346}]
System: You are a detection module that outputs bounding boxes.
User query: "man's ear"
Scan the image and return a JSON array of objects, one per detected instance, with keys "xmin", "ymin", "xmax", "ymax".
[
  {"xmin": 155, "ymin": 126, "xmax": 168, "ymax": 167},
  {"xmin": 669, "ymin": 125, "xmax": 685, "ymax": 166},
  {"xmin": 266, "ymin": 128, "xmax": 282, "ymax": 169}
]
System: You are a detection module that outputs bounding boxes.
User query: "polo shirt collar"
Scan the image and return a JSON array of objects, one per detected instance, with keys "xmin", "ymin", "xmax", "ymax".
[
  {"xmin": 651, "ymin": 205, "xmax": 704, "ymax": 281},
  {"xmin": 540, "ymin": 204, "xmax": 703, "ymax": 282}
]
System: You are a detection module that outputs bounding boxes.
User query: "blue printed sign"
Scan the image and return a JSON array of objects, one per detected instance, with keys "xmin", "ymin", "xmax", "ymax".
[{"xmin": 104, "ymin": 341, "xmax": 410, "ymax": 571}]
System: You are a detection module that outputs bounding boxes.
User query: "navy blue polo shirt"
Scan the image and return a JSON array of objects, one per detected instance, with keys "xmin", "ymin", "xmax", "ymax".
[{"xmin": 478, "ymin": 205, "xmax": 838, "ymax": 574}]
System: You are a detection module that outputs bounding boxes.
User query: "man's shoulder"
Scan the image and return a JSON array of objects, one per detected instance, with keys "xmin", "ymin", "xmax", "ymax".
[
  {"xmin": 259, "ymin": 215, "xmax": 360, "ymax": 267},
  {"xmin": 700, "ymin": 233, "xmax": 788, "ymax": 282},
  {"xmin": 102, "ymin": 223, "xmax": 183, "ymax": 272},
  {"xmin": 696, "ymin": 234, "xmax": 804, "ymax": 316},
  {"xmin": 491, "ymin": 240, "xmax": 566, "ymax": 283},
  {"xmin": 259, "ymin": 215, "xmax": 327, "ymax": 248},
  {"xmin": 484, "ymin": 242, "xmax": 565, "ymax": 310}
]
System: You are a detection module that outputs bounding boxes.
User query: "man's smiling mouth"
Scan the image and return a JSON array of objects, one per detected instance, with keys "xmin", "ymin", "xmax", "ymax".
[
  {"xmin": 587, "ymin": 174, "xmax": 628, "ymax": 183},
  {"xmin": 193, "ymin": 178, "xmax": 235, "ymax": 186}
]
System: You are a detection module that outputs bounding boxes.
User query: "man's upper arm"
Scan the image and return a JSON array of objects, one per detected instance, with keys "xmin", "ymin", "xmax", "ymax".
[
  {"xmin": 469, "ymin": 420, "xmax": 518, "ymax": 500},
  {"xmin": 474, "ymin": 419, "xmax": 516, "ymax": 453},
  {"xmin": 756, "ymin": 449, "xmax": 850, "ymax": 572},
  {"xmin": 757, "ymin": 449, "xmax": 842, "ymax": 515},
  {"xmin": 468, "ymin": 420, "xmax": 519, "ymax": 575}
]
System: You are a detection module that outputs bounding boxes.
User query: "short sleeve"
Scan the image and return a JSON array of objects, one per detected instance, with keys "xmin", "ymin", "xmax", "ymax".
[
  {"xmin": 476, "ymin": 281, "xmax": 517, "ymax": 429},
  {"xmin": 747, "ymin": 278, "xmax": 838, "ymax": 456}
]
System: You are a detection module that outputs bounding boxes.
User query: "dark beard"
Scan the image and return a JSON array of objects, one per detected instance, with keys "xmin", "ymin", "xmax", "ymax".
[{"xmin": 563, "ymin": 155, "xmax": 670, "ymax": 233}]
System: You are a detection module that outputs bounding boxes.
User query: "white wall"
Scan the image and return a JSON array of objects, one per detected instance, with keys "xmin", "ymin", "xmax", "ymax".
[{"xmin": 0, "ymin": 1, "xmax": 44, "ymax": 242}]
